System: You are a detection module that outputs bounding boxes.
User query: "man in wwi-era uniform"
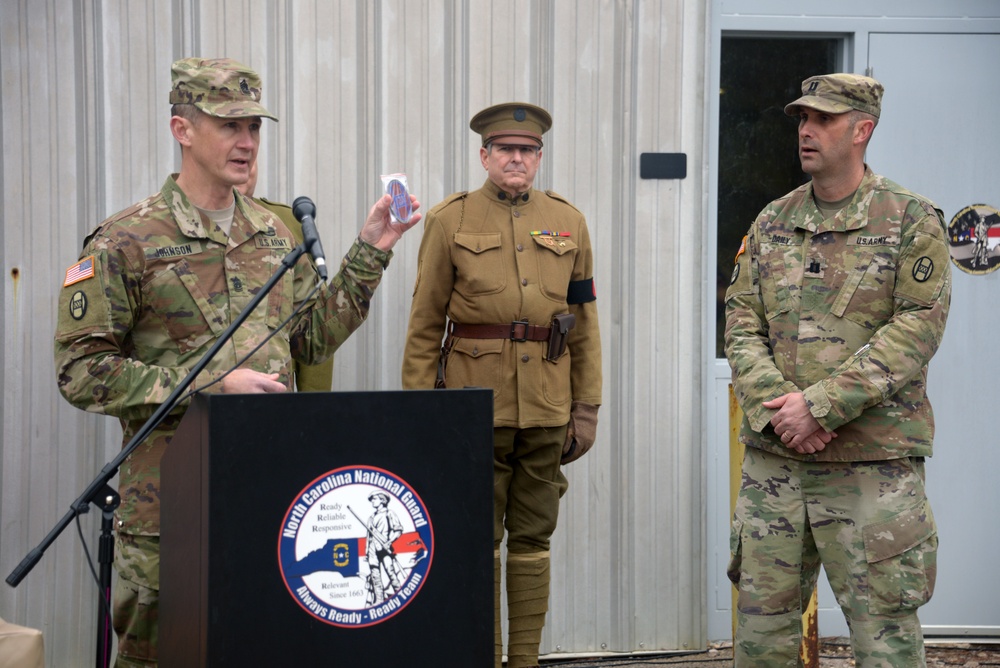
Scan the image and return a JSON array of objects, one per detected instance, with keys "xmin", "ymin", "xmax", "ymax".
[{"xmin": 401, "ymin": 103, "xmax": 602, "ymax": 667}]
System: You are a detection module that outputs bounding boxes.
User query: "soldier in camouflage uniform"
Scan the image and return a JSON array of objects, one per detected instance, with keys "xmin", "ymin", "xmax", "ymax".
[
  {"xmin": 724, "ymin": 74, "xmax": 951, "ymax": 667},
  {"xmin": 401, "ymin": 103, "xmax": 602, "ymax": 668},
  {"xmin": 238, "ymin": 158, "xmax": 334, "ymax": 392},
  {"xmin": 54, "ymin": 58, "xmax": 420, "ymax": 667}
]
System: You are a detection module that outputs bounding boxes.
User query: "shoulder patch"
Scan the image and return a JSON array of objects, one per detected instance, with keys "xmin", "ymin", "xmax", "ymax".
[
  {"xmin": 64, "ymin": 256, "xmax": 95, "ymax": 287},
  {"xmin": 734, "ymin": 235, "xmax": 747, "ymax": 264}
]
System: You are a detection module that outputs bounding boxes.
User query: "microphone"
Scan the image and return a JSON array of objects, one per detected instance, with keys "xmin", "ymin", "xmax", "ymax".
[{"xmin": 292, "ymin": 196, "xmax": 328, "ymax": 281}]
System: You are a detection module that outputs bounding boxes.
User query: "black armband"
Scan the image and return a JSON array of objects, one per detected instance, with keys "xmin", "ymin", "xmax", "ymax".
[{"xmin": 567, "ymin": 278, "xmax": 596, "ymax": 304}]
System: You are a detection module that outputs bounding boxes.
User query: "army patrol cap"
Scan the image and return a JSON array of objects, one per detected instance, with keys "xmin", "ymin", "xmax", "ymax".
[
  {"xmin": 169, "ymin": 57, "xmax": 278, "ymax": 121},
  {"xmin": 470, "ymin": 102, "xmax": 552, "ymax": 147},
  {"xmin": 784, "ymin": 73, "xmax": 883, "ymax": 118}
]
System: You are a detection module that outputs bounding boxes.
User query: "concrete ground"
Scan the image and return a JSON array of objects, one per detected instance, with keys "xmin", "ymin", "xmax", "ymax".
[{"xmin": 535, "ymin": 639, "xmax": 1000, "ymax": 667}]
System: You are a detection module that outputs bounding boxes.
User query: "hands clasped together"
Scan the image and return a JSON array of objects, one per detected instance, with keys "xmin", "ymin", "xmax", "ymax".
[{"xmin": 764, "ymin": 392, "xmax": 837, "ymax": 454}]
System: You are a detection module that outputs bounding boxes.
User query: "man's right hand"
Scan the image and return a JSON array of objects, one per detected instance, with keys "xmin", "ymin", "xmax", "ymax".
[
  {"xmin": 790, "ymin": 427, "xmax": 837, "ymax": 455},
  {"xmin": 222, "ymin": 369, "xmax": 287, "ymax": 394}
]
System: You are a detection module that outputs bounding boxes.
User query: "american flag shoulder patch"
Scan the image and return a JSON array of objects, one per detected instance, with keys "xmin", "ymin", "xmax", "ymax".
[
  {"xmin": 734, "ymin": 235, "xmax": 747, "ymax": 265},
  {"xmin": 64, "ymin": 256, "xmax": 95, "ymax": 287}
]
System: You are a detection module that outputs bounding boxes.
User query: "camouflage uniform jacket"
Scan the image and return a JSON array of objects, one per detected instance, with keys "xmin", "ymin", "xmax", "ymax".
[
  {"xmin": 55, "ymin": 176, "xmax": 391, "ymax": 534},
  {"xmin": 255, "ymin": 196, "xmax": 335, "ymax": 393},
  {"xmin": 401, "ymin": 179, "xmax": 602, "ymax": 428},
  {"xmin": 724, "ymin": 167, "xmax": 951, "ymax": 461}
]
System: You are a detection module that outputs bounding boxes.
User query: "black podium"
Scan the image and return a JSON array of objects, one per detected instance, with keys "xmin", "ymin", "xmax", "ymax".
[{"xmin": 160, "ymin": 389, "xmax": 494, "ymax": 666}]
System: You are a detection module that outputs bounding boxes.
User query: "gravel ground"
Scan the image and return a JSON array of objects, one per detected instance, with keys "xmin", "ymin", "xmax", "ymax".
[{"xmin": 535, "ymin": 639, "xmax": 1000, "ymax": 667}]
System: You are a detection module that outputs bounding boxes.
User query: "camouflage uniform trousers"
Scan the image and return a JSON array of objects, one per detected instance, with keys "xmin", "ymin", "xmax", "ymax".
[
  {"xmin": 112, "ymin": 533, "xmax": 159, "ymax": 667},
  {"xmin": 728, "ymin": 447, "xmax": 937, "ymax": 668}
]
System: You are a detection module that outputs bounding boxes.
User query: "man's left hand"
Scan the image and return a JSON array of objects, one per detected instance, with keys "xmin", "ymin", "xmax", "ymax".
[
  {"xmin": 359, "ymin": 194, "xmax": 422, "ymax": 251},
  {"xmin": 562, "ymin": 401, "xmax": 599, "ymax": 464}
]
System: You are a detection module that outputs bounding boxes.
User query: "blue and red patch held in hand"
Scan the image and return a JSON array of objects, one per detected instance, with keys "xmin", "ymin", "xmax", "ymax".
[{"xmin": 382, "ymin": 173, "xmax": 413, "ymax": 224}]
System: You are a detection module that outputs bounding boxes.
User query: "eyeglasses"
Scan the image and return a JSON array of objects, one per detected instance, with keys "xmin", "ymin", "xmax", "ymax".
[{"xmin": 491, "ymin": 143, "xmax": 540, "ymax": 158}]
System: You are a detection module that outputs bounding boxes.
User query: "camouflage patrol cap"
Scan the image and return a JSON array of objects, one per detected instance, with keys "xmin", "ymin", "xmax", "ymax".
[
  {"xmin": 784, "ymin": 73, "xmax": 883, "ymax": 118},
  {"xmin": 470, "ymin": 102, "xmax": 552, "ymax": 147},
  {"xmin": 169, "ymin": 57, "xmax": 278, "ymax": 121}
]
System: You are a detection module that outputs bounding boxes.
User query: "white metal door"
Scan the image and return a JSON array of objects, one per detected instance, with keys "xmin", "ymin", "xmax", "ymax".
[{"xmin": 866, "ymin": 31, "xmax": 1000, "ymax": 636}]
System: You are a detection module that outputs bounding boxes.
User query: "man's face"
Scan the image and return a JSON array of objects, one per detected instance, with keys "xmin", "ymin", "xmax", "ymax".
[
  {"xmin": 796, "ymin": 108, "xmax": 856, "ymax": 178},
  {"xmin": 184, "ymin": 114, "xmax": 261, "ymax": 189},
  {"xmin": 480, "ymin": 139, "xmax": 542, "ymax": 195}
]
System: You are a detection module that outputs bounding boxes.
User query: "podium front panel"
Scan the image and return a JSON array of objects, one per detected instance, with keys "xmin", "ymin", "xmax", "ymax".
[{"xmin": 161, "ymin": 389, "xmax": 494, "ymax": 666}]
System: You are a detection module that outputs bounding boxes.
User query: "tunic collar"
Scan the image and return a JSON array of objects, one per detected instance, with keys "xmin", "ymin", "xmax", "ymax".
[{"xmin": 482, "ymin": 178, "xmax": 533, "ymax": 205}]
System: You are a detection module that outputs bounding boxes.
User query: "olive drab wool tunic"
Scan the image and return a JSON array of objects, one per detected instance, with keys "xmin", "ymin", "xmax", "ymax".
[
  {"xmin": 725, "ymin": 167, "xmax": 952, "ymax": 461},
  {"xmin": 54, "ymin": 175, "xmax": 391, "ymax": 535},
  {"xmin": 402, "ymin": 179, "xmax": 602, "ymax": 427}
]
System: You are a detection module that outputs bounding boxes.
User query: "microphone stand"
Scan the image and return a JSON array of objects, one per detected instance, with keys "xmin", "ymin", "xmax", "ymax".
[{"xmin": 6, "ymin": 241, "xmax": 313, "ymax": 668}]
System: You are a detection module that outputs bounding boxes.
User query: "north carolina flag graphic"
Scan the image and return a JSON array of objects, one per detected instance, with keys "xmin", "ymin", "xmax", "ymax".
[
  {"xmin": 360, "ymin": 531, "xmax": 428, "ymax": 560},
  {"xmin": 988, "ymin": 225, "xmax": 1000, "ymax": 250},
  {"xmin": 285, "ymin": 531, "xmax": 427, "ymax": 578},
  {"xmin": 285, "ymin": 538, "xmax": 361, "ymax": 577}
]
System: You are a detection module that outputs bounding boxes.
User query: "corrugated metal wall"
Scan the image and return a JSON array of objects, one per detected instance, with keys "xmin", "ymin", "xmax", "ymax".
[{"xmin": 0, "ymin": 1, "xmax": 708, "ymax": 664}]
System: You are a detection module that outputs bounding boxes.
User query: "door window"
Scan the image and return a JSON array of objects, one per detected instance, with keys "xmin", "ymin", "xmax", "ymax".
[{"xmin": 715, "ymin": 36, "xmax": 841, "ymax": 357}]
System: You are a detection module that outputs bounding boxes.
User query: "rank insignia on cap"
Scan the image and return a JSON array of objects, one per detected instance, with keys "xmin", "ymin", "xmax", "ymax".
[{"xmin": 64, "ymin": 255, "xmax": 95, "ymax": 287}]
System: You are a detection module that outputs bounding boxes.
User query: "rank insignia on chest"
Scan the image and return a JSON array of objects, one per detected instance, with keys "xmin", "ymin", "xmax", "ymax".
[{"xmin": 804, "ymin": 258, "xmax": 824, "ymax": 278}]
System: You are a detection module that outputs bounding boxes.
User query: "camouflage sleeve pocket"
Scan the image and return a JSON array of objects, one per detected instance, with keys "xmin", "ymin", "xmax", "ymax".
[
  {"xmin": 863, "ymin": 499, "xmax": 937, "ymax": 614},
  {"xmin": 724, "ymin": 239, "xmax": 756, "ymax": 302},
  {"xmin": 894, "ymin": 219, "xmax": 951, "ymax": 307},
  {"xmin": 55, "ymin": 252, "xmax": 113, "ymax": 342}
]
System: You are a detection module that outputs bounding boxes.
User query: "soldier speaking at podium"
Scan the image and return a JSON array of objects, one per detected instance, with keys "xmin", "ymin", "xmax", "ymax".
[{"xmin": 54, "ymin": 57, "xmax": 419, "ymax": 666}]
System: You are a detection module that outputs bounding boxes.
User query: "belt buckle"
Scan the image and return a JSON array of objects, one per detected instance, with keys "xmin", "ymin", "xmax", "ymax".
[{"xmin": 510, "ymin": 320, "xmax": 530, "ymax": 342}]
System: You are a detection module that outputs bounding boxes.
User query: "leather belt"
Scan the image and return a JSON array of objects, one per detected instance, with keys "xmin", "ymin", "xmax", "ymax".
[{"xmin": 450, "ymin": 321, "xmax": 550, "ymax": 342}]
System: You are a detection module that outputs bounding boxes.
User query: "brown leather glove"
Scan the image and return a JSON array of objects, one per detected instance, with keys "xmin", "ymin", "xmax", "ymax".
[{"xmin": 561, "ymin": 401, "xmax": 599, "ymax": 464}]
